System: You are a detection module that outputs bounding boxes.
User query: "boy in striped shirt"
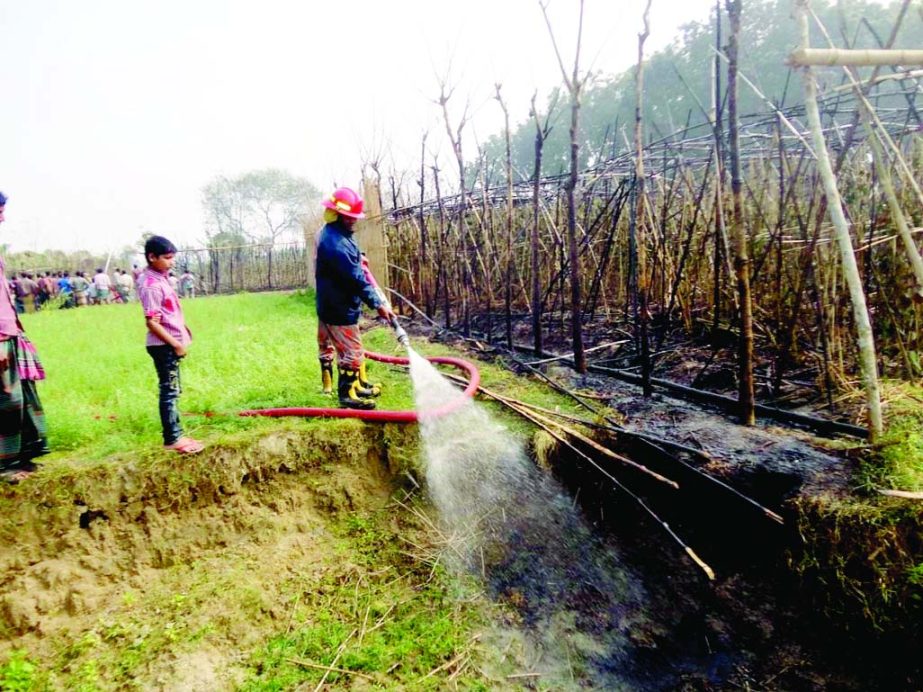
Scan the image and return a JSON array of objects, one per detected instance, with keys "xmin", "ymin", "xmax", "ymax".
[{"xmin": 138, "ymin": 235, "xmax": 203, "ymax": 454}]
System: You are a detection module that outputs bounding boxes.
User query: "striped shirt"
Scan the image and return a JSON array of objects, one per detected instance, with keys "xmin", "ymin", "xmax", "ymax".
[{"xmin": 138, "ymin": 267, "xmax": 191, "ymax": 348}]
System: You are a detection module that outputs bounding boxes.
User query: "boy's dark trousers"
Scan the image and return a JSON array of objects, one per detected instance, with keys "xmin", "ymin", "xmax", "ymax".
[{"xmin": 147, "ymin": 345, "xmax": 183, "ymax": 445}]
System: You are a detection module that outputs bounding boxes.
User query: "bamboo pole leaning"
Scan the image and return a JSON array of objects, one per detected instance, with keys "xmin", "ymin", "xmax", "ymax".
[
  {"xmin": 805, "ymin": 7, "xmax": 923, "ymax": 301},
  {"xmin": 487, "ymin": 393, "xmax": 786, "ymax": 526},
  {"xmin": 498, "ymin": 399, "xmax": 715, "ymax": 581},
  {"xmin": 793, "ymin": 0, "xmax": 883, "ymax": 440}
]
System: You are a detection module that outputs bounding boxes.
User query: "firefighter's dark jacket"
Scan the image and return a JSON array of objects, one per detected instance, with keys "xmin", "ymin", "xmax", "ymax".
[{"xmin": 315, "ymin": 220, "xmax": 381, "ymax": 325}]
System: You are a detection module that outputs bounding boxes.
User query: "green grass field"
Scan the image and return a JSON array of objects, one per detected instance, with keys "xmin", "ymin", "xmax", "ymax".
[
  {"xmin": 21, "ymin": 289, "xmax": 587, "ymax": 465},
  {"xmin": 21, "ymin": 291, "xmax": 417, "ymax": 462}
]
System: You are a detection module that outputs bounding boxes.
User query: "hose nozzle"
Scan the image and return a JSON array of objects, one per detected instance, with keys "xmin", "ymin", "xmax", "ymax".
[{"xmin": 391, "ymin": 316, "xmax": 410, "ymax": 349}]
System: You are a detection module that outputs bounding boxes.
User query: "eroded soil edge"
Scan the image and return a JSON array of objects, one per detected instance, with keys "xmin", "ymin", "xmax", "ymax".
[{"xmin": 0, "ymin": 424, "xmax": 418, "ymax": 689}]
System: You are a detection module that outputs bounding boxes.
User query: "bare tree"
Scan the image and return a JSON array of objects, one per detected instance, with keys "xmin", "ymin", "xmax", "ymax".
[
  {"xmin": 201, "ymin": 176, "xmax": 248, "ymax": 241},
  {"xmin": 237, "ymin": 169, "xmax": 319, "ymax": 288},
  {"xmin": 436, "ymin": 77, "xmax": 474, "ymax": 336},
  {"xmin": 202, "ymin": 169, "xmax": 319, "ymax": 289},
  {"xmin": 201, "ymin": 176, "xmax": 249, "ymax": 293},
  {"xmin": 540, "ymin": 0, "xmax": 588, "ymax": 373}
]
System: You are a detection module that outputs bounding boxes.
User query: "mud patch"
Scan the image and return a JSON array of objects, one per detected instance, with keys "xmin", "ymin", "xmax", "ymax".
[{"xmin": 156, "ymin": 647, "xmax": 228, "ymax": 691}]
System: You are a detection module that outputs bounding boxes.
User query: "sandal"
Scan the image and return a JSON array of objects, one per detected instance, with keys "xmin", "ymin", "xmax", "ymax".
[
  {"xmin": 164, "ymin": 437, "xmax": 205, "ymax": 455},
  {"xmin": 0, "ymin": 467, "xmax": 34, "ymax": 484}
]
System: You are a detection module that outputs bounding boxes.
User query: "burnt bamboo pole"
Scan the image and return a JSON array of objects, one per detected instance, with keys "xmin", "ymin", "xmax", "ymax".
[
  {"xmin": 431, "ymin": 160, "xmax": 450, "ymax": 329},
  {"xmin": 663, "ymin": 153, "xmax": 715, "ymax": 333},
  {"xmin": 496, "ymin": 84, "xmax": 515, "ymax": 350},
  {"xmin": 528, "ymin": 123, "xmax": 552, "ymax": 356},
  {"xmin": 529, "ymin": 93, "xmax": 551, "ymax": 355},
  {"xmin": 772, "ymin": 115, "xmax": 788, "ymax": 396},
  {"xmin": 587, "ymin": 184, "xmax": 628, "ymax": 320},
  {"xmin": 418, "ymin": 133, "xmax": 430, "ymax": 316},
  {"xmin": 726, "ymin": 0, "xmax": 755, "ymax": 425},
  {"xmin": 712, "ymin": 0, "xmax": 726, "ymax": 337},
  {"xmin": 540, "ymin": 0, "xmax": 588, "ymax": 373},
  {"xmin": 634, "ymin": 0, "xmax": 654, "ymax": 396}
]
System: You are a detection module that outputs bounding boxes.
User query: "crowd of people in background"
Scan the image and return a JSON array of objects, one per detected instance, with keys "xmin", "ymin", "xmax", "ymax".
[{"xmin": 6, "ymin": 265, "xmax": 199, "ymax": 313}]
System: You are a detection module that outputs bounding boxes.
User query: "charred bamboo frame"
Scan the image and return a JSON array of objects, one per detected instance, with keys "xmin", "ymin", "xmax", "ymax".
[{"xmin": 378, "ymin": 1, "xmax": 921, "ymax": 436}]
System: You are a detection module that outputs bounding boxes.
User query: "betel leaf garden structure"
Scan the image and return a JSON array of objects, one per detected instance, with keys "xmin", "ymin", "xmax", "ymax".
[{"xmin": 379, "ymin": 1, "xmax": 923, "ymax": 441}]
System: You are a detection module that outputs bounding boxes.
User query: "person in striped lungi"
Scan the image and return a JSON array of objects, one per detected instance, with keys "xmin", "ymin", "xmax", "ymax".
[{"xmin": 0, "ymin": 191, "xmax": 49, "ymax": 484}]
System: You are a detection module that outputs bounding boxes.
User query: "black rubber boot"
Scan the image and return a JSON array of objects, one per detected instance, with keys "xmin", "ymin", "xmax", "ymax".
[
  {"xmin": 320, "ymin": 360, "xmax": 334, "ymax": 395},
  {"xmin": 357, "ymin": 361, "xmax": 382, "ymax": 397},
  {"xmin": 338, "ymin": 368, "xmax": 375, "ymax": 410}
]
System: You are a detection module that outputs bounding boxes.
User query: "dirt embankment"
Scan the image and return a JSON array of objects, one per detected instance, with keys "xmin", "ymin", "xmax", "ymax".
[{"xmin": 0, "ymin": 422, "xmax": 420, "ymax": 689}]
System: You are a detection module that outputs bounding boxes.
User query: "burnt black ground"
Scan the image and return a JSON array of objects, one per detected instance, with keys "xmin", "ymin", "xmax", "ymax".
[{"xmin": 400, "ymin": 314, "xmax": 919, "ymax": 690}]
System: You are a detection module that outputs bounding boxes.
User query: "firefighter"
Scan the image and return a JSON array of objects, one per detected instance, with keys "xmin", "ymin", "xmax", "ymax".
[{"xmin": 314, "ymin": 187, "xmax": 395, "ymax": 409}]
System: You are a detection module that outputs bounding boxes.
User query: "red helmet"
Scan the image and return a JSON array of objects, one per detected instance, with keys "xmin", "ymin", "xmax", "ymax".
[{"xmin": 321, "ymin": 187, "xmax": 365, "ymax": 219}]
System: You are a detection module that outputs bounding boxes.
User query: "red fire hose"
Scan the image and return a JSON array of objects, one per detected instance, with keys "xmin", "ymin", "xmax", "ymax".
[{"xmin": 238, "ymin": 350, "xmax": 480, "ymax": 423}]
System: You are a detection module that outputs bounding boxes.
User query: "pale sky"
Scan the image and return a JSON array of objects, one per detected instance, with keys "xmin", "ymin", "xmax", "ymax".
[{"xmin": 2, "ymin": 0, "xmax": 749, "ymax": 254}]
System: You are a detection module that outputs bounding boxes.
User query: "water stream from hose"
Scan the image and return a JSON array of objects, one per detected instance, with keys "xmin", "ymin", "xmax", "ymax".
[{"xmin": 405, "ymin": 348, "xmax": 646, "ymax": 687}]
